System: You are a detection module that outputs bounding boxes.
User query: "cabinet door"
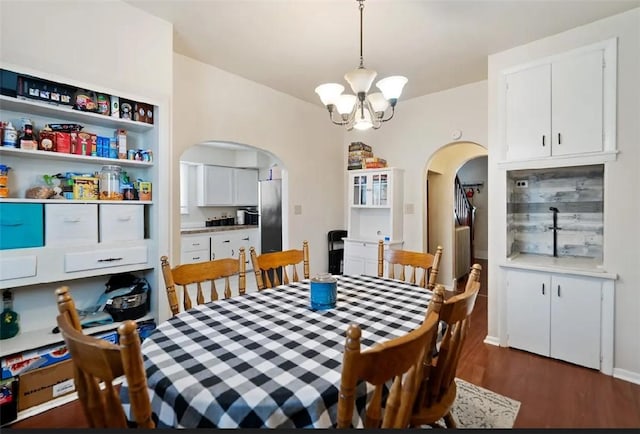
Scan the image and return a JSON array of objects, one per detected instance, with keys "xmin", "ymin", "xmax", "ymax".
[
  {"xmin": 550, "ymin": 275, "xmax": 601, "ymax": 369},
  {"xmin": 371, "ymin": 173, "xmax": 390, "ymax": 206},
  {"xmin": 233, "ymin": 230, "xmax": 255, "ymax": 271},
  {"xmin": 344, "ymin": 255, "xmax": 364, "ymax": 276},
  {"xmin": 351, "ymin": 173, "xmax": 369, "ymax": 206},
  {"xmin": 505, "ymin": 64, "xmax": 552, "ymax": 160},
  {"xmin": 506, "ymin": 270, "xmax": 550, "ymax": 356},
  {"xmin": 551, "ymin": 49, "xmax": 604, "ymax": 156},
  {"xmin": 197, "ymin": 165, "xmax": 233, "ymax": 206},
  {"xmin": 233, "ymin": 168, "xmax": 258, "ymax": 205},
  {"xmin": 211, "ymin": 233, "xmax": 234, "ymax": 260}
]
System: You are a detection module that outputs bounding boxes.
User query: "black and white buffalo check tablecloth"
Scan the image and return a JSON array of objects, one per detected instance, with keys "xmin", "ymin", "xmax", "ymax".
[{"xmin": 120, "ymin": 274, "xmax": 436, "ymax": 428}]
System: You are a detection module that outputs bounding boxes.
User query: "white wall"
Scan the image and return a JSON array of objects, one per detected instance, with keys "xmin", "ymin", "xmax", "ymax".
[
  {"xmin": 488, "ymin": 8, "xmax": 640, "ymax": 379},
  {"xmin": 344, "ymin": 81, "xmax": 488, "ymax": 285},
  {"xmin": 172, "ymin": 54, "xmax": 345, "ymax": 276}
]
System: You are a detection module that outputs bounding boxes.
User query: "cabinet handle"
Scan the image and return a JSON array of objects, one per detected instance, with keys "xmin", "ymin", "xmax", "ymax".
[
  {"xmin": 542, "ymin": 283, "xmax": 545, "ymax": 295},
  {"xmin": 542, "ymin": 135, "xmax": 546, "ymax": 147},
  {"xmin": 557, "ymin": 285, "xmax": 561, "ymax": 297},
  {"xmin": 232, "ymin": 249, "xmax": 235, "ymax": 256},
  {"xmin": 557, "ymin": 133, "xmax": 561, "ymax": 145},
  {"xmin": 192, "ymin": 243, "xmax": 200, "ymax": 247},
  {"xmin": 193, "ymin": 256, "xmax": 201, "ymax": 260},
  {"xmin": 242, "ymin": 237, "xmax": 249, "ymax": 241},
  {"xmin": 97, "ymin": 257, "xmax": 123, "ymax": 262},
  {"xmin": 223, "ymin": 240, "xmax": 230, "ymax": 243}
]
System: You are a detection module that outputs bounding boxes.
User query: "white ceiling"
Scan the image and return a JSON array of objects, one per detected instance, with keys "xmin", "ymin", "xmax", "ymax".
[{"xmin": 126, "ymin": 0, "xmax": 639, "ymax": 106}]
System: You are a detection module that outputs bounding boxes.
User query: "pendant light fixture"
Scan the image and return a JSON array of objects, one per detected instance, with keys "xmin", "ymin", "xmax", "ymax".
[{"xmin": 315, "ymin": 0, "xmax": 407, "ymax": 131}]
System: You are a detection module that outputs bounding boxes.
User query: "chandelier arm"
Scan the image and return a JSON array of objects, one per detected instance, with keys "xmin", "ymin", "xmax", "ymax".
[
  {"xmin": 379, "ymin": 105, "xmax": 397, "ymax": 123},
  {"xmin": 327, "ymin": 105, "xmax": 350, "ymax": 126}
]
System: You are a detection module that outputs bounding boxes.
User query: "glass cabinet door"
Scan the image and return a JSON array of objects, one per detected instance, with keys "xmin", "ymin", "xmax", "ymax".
[
  {"xmin": 352, "ymin": 175, "xmax": 368, "ymax": 205},
  {"xmin": 379, "ymin": 174, "xmax": 388, "ymax": 206}
]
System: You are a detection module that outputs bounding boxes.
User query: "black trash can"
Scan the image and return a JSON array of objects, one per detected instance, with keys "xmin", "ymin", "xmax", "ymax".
[{"xmin": 328, "ymin": 230, "xmax": 347, "ymax": 275}]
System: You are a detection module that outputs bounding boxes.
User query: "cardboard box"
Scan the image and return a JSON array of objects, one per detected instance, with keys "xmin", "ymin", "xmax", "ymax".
[
  {"xmin": 17, "ymin": 360, "xmax": 75, "ymax": 411},
  {"xmin": 1, "ymin": 343, "xmax": 70, "ymax": 380},
  {"xmin": 72, "ymin": 176, "xmax": 99, "ymax": 200},
  {"xmin": 134, "ymin": 102, "xmax": 154, "ymax": 124}
]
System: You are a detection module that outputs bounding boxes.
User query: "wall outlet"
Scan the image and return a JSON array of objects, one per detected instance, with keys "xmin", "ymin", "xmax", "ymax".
[
  {"xmin": 404, "ymin": 203, "xmax": 415, "ymax": 214},
  {"xmin": 515, "ymin": 180, "xmax": 528, "ymax": 188}
]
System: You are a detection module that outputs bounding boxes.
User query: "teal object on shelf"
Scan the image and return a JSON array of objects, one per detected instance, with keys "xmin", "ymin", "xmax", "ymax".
[
  {"xmin": 0, "ymin": 203, "xmax": 44, "ymax": 250},
  {"xmin": 310, "ymin": 274, "xmax": 337, "ymax": 311}
]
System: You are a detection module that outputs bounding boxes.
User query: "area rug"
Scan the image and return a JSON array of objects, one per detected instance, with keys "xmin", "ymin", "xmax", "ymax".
[{"xmin": 441, "ymin": 379, "xmax": 521, "ymax": 428}]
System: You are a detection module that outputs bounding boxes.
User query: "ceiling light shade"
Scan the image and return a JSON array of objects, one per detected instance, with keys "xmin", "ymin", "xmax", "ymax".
[
  {"xmin": 344, "ymin": 67, "xmax": 377, "ymax": 94},
  {"xmin": 376, "ymin": 76, "xmax": 408, "ymax": 101},
  {"xmin": 314, "ymin": 0, "xmax": 407, "ymax": 131},
  {"xmin": 315, "ymin": 83, "xmax": 344, "ymax": 106},
  {"xmin": 353, "ymin": 107, "xmax": 373, "ymax": 131},
  {"xmin": 367, "ymin": 92, "xmax": 389, "ymax": 113},
  {"xmin": 335, "ymin": 94, "xmax": 357, "ymax": 115}
]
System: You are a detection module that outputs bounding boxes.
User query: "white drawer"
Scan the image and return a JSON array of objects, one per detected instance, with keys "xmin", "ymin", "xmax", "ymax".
[
  {"xmin": 0, "ymin": 255, "xmax": 37, "ymax": 281},
  {"xmin": 45, "ymin": 204, "xmax": 98, "ymax": 246},
  {"xmin": 344, "ymin": 241, "xmax": 379, "ymax": 259},
  {"xmin": 181, "ymin": 235, "xmax": 210, "ymax": 253},
  {"xmin": 99, "ymin": 204, "xmax": 144, "ymax": 243},
  {"xmin": 180, "ymin": 249, "xmax": 211, "ymax": 265},
  {"xmin": 65, "ymin": 245, "xmax": 148, "ymax": 272}
]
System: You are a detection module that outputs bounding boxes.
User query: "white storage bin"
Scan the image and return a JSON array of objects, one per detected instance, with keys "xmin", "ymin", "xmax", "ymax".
[
  {"xmin": 45, "ymin": 204, "xmax": 98, "ymax": 246},
  {"xmin": 99, "ymin": 204, "xmax": 144, "ymax": 243}
]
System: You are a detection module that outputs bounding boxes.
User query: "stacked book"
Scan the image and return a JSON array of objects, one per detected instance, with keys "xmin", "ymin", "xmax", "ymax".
[
  {"xmin": 347, "ymin": 142, "xmax": 388, "ymax": 170},
  {"xmin": 348, "ymin": 142, "xmax": 372, "ymax": 170}
]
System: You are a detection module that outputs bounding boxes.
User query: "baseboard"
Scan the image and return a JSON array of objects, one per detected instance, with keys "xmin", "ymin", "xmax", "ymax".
[
  {"xmin": 483, "ymin": 335, "xmax": 500, "ymax": 346},
  {"xmin": 613, "ymin": 368, "xmax": 640, "ymax": 385},
  {"xmin": 474, "ymin": 250, "xmax": 488, "ymax": 260}
]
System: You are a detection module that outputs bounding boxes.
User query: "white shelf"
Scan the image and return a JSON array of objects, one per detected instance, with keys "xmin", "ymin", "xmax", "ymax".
[
  {"xmin": 0, "ymin": 95, "xmax": 154, "ymax": 133},
  {"xmin": 0, "ymin": 146, "xmax": 153, "ymax": 167},
  {"xmin": 0, "ymin": 313, "xmax": 155, "ymax": 358},
  {"xmin": 0, "ymin": 198, "xmax": 152, "ymax": 205}
]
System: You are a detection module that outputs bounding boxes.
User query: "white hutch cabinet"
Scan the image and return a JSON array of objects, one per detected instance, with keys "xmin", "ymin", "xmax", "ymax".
[{"xmin": 343, "ymin": 168, "xmax": 404, "ymax": 276}]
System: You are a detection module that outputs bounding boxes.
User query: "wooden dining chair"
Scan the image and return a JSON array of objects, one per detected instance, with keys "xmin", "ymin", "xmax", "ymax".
[
  {"xmin": 377, "ymin": 240, "xmax": 443, "ymax": 289},
  {"xmin": 250, "ymin": 241, "xmax": 309, "ymax": 290},
  {"xmin": 161, "ymin": 248, "xmax": 246, "ymax": 316},
  {"xmin": 337, "ymin": 285, "xmax": 446, "ymax": 429},
  {"xmin": 55, "ymin": 286, "xmax": 154, "ymax": 428},
  {"xmin": 410, "ymin": 265, "xmax": 482, "ymax": 428}
]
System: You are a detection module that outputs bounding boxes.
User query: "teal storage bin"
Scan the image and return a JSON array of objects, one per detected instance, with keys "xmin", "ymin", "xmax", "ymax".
[{"xmin": 0, "ymin": 203, "xmax": 44, "ymax": 250}]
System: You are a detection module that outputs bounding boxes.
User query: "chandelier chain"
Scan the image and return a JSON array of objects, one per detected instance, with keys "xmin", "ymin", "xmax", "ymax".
[{"xmin": 358, "ymin": 0, "xmax": 365, "ymax": 68}]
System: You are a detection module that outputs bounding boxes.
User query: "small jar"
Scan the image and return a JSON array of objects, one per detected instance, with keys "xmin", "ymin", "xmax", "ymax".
[
  {"xmin": 99, "ymin": 165, "xmax": 123, "ymax": 200},
  {"xmin": 310, "ymin": 273, "xmax": 338, "ymax": 311}
]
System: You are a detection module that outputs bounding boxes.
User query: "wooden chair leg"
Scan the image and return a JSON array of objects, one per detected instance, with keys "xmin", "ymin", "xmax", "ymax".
[{"xmin": 443, "ymin": 411, "xmax": 457, "ymax": 428}]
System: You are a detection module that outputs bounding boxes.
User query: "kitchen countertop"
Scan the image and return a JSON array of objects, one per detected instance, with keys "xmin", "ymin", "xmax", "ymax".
[
  {"xmin": 500, "ymin": 253, "xmax": 617, "ymax": 279},
  {"xmin": 181, "ymin": 225, "xmax": 258, "ymax": 235}
]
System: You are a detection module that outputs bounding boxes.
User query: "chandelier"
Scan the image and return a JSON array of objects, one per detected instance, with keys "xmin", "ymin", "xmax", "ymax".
[{"xmin": 315, "ymin": 0, "xmax": 407, "ymax": 131}]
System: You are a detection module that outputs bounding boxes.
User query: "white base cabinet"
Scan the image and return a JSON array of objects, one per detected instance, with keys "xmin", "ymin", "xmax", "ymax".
[
  {"xmin": 343, "ymin": 239, "xmax": 403, "ymax": 276},
  {"xmin": 506, "ymin": 268, "xmax": 613, "ymax": 372},
  {"xmin": 180, "ymin": 229, "xmax": 259, "ymax": 271}
]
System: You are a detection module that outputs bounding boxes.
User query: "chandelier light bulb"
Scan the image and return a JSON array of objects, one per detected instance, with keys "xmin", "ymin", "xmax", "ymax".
[{"xmin": 344, "ymin": 67, "xmax": 377, "ymax": 94}]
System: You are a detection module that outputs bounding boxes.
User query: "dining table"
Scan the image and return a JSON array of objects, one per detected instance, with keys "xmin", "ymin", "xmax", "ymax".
[{"xmin": 119, "ymin": 274, "xmax": 437, "ymax": 428}]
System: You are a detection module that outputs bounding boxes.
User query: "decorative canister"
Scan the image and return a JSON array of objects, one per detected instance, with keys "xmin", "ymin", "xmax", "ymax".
[
  {"xmin": 310, "ymin": 273, "xmax": 337, "ymax": 310},
  {"xmin": 99, "ymin": 165, "xmax": 123, "ymax": 200}
]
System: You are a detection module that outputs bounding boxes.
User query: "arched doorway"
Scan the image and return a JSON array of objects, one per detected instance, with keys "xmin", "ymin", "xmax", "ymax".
[{"xmin": 424, "ymin": 142, "xmax": 487, "ymax": 288}]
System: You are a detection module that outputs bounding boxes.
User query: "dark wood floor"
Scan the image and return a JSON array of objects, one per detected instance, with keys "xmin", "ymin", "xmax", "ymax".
[{"xmin": 9, "ymin": 259, "xmax": 640, "ymax": 428}]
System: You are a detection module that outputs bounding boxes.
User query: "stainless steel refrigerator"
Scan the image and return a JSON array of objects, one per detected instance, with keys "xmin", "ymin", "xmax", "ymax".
[{"xmin": 259, "ymin": 179, "xmax": 282, "ymax": 254}]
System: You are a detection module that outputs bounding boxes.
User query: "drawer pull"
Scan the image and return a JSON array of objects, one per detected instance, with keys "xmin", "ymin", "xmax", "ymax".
[
  {"xmin": 192, "ymin": 243, "xmax": 200, "ymax": 247},
  {"xmin": 223, "ymin": 240, "xmax": 230, "ymax": 243},
  {"xmin": 242, "ymin": 237, "xmax": 249, "ymax": 241},
  {"xmin": 117, "ymin": 216, "xmax": 132, "ymax": 221},
  {"xmin": 97, "ymin": 257, "xmax": 123, "ymax": 263},
  {"xmin": 542, "ymin": 283, "xmax": 545, "ymax": 295},
  {"xmin": 193, "ymin": 256, "xmax": 201, "ymax": 260},
  {"xmin": 557, "ymin": 285, "xmax": 561, "ymax": 297},
  {"xmin": 63, "ymin": 217, "xmax": 81, "ymax": 223},
  {"xmin": 542, "ymin": 135, "xmax": 546, "ymax": 147},
  {"xmin": 1, "ymin": 221, "xmax": 23, "ymax": 227}
]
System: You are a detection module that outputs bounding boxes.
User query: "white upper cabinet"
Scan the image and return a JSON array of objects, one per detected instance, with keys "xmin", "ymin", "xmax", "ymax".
[
  {"xmin": 196, "ymin": 166, "xmax": 258, "ymax": 207},
  {"xmin": 233, "ymin": 168, "xmax": 258, "ymax": 206},
  {"xmin": 503, "ymin": 38, "xmax": 616, "ymax": 164},
  {"xmin": 197, "ymin": 165, "xmax": 233, "ymax": 206}
]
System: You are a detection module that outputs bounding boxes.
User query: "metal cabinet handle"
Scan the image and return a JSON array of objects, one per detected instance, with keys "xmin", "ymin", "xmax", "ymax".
[
  {"xmin": 542, "ymin": 283, "xmax": 545, "ymax": 295},
  {"xmin": 542, "ymin": 135, "xmax": 546, "ymax": 147},
  {"xmin": 557, "ymin": 285, "xmax": 561, "ymax": 297},
  {"xmin": 97, "ymin": 257, "xmax": 123, "ymax": 262},
  {"xmin": 242, "ymin": 237, "xmax": 249, "ymax": 241},
  {"xmin": 558, "ymin": 133, "xmax": 562, "ymax": 145},
  {"xmin": 223, "ymin": 240, "xmax": 230, "ymax": 243}
]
